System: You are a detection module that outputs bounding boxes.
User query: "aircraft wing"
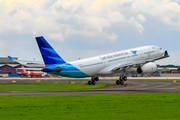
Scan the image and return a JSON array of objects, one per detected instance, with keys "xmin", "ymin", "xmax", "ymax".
[
  {"xmin": 111, "ymin": 50, "xmax": 169, "ymax": 72},
  {"xmin": 110, "ymin": 60, "xmax": 146, "ymax": 72},
  {"xmin": 146, "ymin": 51, "xmax": 169, "ymax": 62},
  {"xmin": 8, "ymin": 56, "xmax": 44, "ymax": 65}
]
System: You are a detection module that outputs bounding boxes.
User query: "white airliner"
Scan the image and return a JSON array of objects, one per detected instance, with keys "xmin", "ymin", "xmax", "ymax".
[{"xmin": 35, "ymin": 36, "xmax": 169, "ymax": 85}]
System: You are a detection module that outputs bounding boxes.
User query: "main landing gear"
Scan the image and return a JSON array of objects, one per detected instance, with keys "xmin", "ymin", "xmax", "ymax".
[
  {"xmin": 88, "ymin": 77, "xmax": 99, "ymax": 85},
  {"xmin": 116, "ymin": 75, "xmax": 127, "ymax": 85}
]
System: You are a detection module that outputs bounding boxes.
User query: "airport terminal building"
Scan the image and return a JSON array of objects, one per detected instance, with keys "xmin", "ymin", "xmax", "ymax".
[{"xmin": 0, "ymin": 57, "xmax": 45, "ymax": 76}]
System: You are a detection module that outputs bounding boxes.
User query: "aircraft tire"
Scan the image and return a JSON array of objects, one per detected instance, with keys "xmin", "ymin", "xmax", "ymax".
[
  {"xmin": 92, "ymin": 80, "xmax": 96, "ymax": 85},
  {"xmin": 120, "ymin": 80, "xmax": 124, "ymax": 85},
  {"xmin": 116, "ymin": 80, "xmax": 120, "ymax": 85},
  {"xmin": 88, "ymin": 80, "xmax": 92, "ymax": 85},
  {"xmin": 123, "ymin": 76, "xmax": 127, "ymax": 81},
  {"xmin": 95, "ymin": 77, "xmax": 99, "ymax": 81}
]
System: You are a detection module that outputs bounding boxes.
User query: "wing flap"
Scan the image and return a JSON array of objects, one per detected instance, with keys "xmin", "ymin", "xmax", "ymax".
[
  {"xmin": 111, "ymin": 50, "xmax": 169, "ymax": 72},
  {"xmin": 111, "ymin": 60, "xmax": 146, "ymax": 72}
]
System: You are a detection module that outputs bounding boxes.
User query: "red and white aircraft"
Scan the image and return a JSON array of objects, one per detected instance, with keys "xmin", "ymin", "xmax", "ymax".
[{"xmin": 20, "ymin": 65, "xmax": 45, "ymax": 78}]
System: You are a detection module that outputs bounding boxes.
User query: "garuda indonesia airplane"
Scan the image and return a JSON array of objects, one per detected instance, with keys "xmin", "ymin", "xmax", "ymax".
[{"xmin": 36, "ymin": 36, "xmax": 169, "ymax": 85}]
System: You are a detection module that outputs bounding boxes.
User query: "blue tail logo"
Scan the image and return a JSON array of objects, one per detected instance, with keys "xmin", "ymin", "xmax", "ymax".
[
  {"xmin": 131, "ymin": 50, "xmax": 137, "ymax": 55},
  {"xmin": 8, "ymin": 56, "xmax": 16, "ymax": 61},
  {"xmin": 36, "ymin": 36, "xmax": 66, "ymax": 66}
]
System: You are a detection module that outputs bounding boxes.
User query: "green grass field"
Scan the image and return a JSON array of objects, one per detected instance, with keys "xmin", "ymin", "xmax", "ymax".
[
  {"xmin": 0, "ymin": 93, "xmax": 180, "ymax": 120},
  {"xmin": 0, "ymin": 83, "xmax": 105, "ymax": 91}
]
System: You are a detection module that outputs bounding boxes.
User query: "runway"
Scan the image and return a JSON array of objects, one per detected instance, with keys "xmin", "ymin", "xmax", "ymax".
[{"xmin": 1, "ymin": 81, "xmax": 180, "ymax": 96}]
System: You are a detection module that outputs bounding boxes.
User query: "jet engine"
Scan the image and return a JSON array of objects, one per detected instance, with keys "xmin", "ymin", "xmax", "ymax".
[
  {"xmin": 137, "ymin": 62, "xmax": 157, "ymax": 74},
  {"xmin": 53, "ymin": 66, "xmax": 62, "ymax": 73},
  {"xmin": 42, "ymin": 66, "xmax": 62, "ymax": 73}
]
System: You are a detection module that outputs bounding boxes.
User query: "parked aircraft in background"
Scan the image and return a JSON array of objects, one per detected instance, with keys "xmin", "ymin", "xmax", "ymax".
[
  {"xmin": 20, "ymin": 65, "xmax": 45, "ymax": 78},
  {"xmin": 8, "ymin": 56, "xmax": 47, "ymax": 78},
  {"xmin": 35, "ymin": 36, "xmax": 169, "ymax": 85},
  {"xmin": 8, "ymin": 56, "xmax": 44, "ymax": 65}
]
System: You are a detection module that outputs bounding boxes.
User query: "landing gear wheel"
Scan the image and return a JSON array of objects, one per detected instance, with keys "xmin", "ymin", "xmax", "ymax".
[
  {"xmin": 88, "ymin": 80, "xmax": 92, "ymax": 85},
  {"xmin": 123, "ymin": 76, "xmax": 127, "ymax": 81},
  {"xmin": 116, "ymin": 80, "xmax": 120, "ymax": 85},
  {"xmin": 120, "ymin": 80, "xmax": 124, "ymax": 85},
  {"xmin": 95, "ymin": 77, "xmax": 99, "ymax": 81},
  {"xmin": 92, "ymin": 80, "xmax": 96, "ymax": 85}
]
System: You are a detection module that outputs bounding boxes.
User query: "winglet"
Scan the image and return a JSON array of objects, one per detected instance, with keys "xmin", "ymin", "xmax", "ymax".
[
  {"xmin": 8, "ymin": 56, "xmax": 16, "ymax": 61},
  {"xmin": 164, "ymin": 51, "xmax": 169, "ymax": 57}
]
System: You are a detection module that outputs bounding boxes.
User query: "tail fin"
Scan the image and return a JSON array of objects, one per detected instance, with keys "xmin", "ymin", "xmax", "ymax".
[
  {"xmin": 21, "ymin": 65, "xmax": 26, "ymax": 73},
  {"xmin": 35, "ymin": 36, "xmax": 66, "ymax": 66}
]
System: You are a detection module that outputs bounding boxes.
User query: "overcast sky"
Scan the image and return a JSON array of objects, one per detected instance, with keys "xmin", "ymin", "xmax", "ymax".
[{"xmin": 0, "ymin": 0, "xmax": 180, "ymax": 65}]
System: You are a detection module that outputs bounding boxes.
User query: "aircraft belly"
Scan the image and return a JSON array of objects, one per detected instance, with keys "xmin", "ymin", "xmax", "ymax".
[
  {"xmin": 79, "ymin": 64, "xmax": 104, "ymax": 76},
  {"xmin": 50, "ymin": 71, "xmax": 90, "ymax": 78},
  {"xmin": 70, "ymin": 60, "xmax": 105, "ymax": 77},
  {"xmin": 97, "ymin": 68, "xmax": 112, "ymax": 75}
]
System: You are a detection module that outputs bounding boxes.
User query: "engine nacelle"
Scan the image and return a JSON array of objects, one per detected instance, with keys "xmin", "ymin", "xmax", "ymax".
[{"xmin": 137, "ymin": 62, "xmax": 157, "ymax": 74}]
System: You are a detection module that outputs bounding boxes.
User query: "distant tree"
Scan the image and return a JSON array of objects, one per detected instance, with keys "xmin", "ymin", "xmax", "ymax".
[{"xmin": 177, "ymin": 66, "xmax": 180, "ymax": 72}]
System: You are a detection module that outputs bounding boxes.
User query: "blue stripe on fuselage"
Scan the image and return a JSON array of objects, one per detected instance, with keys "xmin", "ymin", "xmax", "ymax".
[{"xmin": 45, "ymin": 63, "xmax": 90, "ymax": 78}]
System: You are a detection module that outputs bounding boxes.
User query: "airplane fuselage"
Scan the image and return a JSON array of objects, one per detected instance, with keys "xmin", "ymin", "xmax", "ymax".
[
  {"xmin": 21, "ymin": 71, "xmax": 44, "ymax": 76},
  {"xmin": 46, "ymin": 45, "xmax": 165, "ymax": 78}
]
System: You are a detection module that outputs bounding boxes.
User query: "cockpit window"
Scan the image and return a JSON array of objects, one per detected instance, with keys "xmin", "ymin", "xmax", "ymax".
[{"xmin": 160, "ymin": 48, "xmax": 162, "ymax": 50}]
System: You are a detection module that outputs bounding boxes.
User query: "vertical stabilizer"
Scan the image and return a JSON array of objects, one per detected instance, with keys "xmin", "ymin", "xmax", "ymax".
[
  {"xmin": 8, "ymin": 56, "xmax": 16, "ymax": 61},
  {"xmin": 35, "ymin": 36, "xmax": 66, "ymax": 66},
  {"xmin": 21, "ymin": 65, "xmax": 26, "ymax": 73}
]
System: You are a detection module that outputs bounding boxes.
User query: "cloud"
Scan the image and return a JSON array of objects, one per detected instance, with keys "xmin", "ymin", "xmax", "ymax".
[
  {"xmin": 106, "ymin": 33, "xmax": 117, "ymax": 41},
  {"xmin": 87, "ymin": 17, "xmax": 110, "ymax": 31},
  {"xmin": 131, "ymin": 0, "xmax": 180, "ymax": 29},
  {"xmin": 48, "ymin": 33, "xmax": 64, "ymax": 42},
  {"xmin": 108, "ymin": 11, "xmax": 126, "ymax": 23},
  {"xmin": 136, "ymin": 14, "xmax": 146, "ymax": 23},
  {"xmin": 128, "ymin": 17, "xmax": 144, "ymax": 34},
  {"xmin": 0, "ymin": 0, "xmax": 180, "ymax": 42}
]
